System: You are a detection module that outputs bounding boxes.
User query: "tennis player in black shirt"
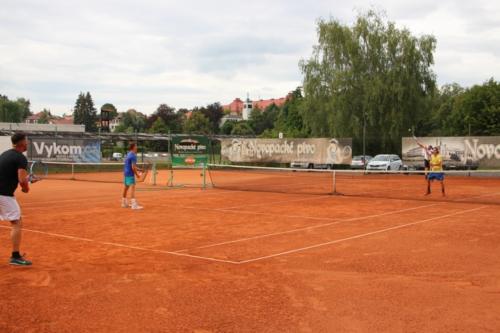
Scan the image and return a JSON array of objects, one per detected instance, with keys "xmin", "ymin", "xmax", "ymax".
[{"xmin": 0, "ymin": 133, "xmax": 32, "ymax": 266}]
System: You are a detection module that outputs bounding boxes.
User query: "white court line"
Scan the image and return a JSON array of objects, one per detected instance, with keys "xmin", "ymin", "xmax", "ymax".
[
  {"xmin": 173, "ymin": 203, "xmax": 439, "ymax": 252},
  {"xmin": 236, "ymin": 206, "xmax": 487, "ymax": 264},
  {"xmin": 0, "ymin": 225, "xmax": 238, "ymax": 264},
  {"xmin": 18, "ymin": 188, "xmax": 236, "ymax": 208}
]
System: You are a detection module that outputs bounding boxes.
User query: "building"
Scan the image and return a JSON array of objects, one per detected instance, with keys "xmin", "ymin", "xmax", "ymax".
[
  {"xmin": 109, "ymin": 115, "xmax": 123, "ymax": 132},
  {"xmin": 222, "ymin": 95, "xmax": 288, "ymax": 117},
  {"xmin": 50, "ymin": 115, "xmax": 74, "ymax": 125},
  {"xmin": 25, "ymin": 112, "xmax": 44, "ymax": 124},
  {"xmin": 220, "ymin": 94, "xmax": 288, "ymax": 125}
]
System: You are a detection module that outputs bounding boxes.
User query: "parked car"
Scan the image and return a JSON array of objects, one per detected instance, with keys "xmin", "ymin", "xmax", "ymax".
[
  {"xmin": 366, "ymin": 154, "xmax": 402, "ymax": 171},
  {"xmin": 290, "ymin": 162, "xmax": 334, "ymax": 169},
  {"xmin": 350, "ymin": 155, "xmax": 373, "ymax": 169},
  {"xmin": 111, "ymin": 152, "xmax": 123, "ymax": 161}
]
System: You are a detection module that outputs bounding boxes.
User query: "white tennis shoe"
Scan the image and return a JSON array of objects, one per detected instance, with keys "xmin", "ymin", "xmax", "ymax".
[{"xmin": 130, "ymin": 199, "xmax": 143, "ymax": 210}]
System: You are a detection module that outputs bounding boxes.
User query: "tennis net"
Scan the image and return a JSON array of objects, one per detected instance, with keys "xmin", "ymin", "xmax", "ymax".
[
  {"xmin": 33, "ymin": 161, "xmax": 154, "ymax": 184},
  {"xmin": 207, "ymin": 164, "xmax": 500, "ymax": 205}
]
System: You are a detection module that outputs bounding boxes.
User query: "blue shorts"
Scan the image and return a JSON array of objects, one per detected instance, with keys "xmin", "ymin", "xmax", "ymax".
[
  {"xmin": 124, "ymin": 176, "xmax": 136, "ymax": 186},
  {"xmin": 428, "ymin": 172, "xmax": 444, "ymax": 181}
]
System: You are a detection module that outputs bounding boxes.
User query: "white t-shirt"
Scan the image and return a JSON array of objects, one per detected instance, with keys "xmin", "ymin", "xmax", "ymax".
[{"xmin": 423, "ymin": 147, "xmax": 432, "ymax": 160}]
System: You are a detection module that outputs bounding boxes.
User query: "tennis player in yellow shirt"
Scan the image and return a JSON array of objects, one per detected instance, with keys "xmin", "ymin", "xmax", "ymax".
[{"xmin": 426, "ymin": 147, "xmax": 445, "ymax": 196}]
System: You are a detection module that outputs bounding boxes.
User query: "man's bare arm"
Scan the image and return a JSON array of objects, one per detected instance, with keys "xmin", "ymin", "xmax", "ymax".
[{"xmin": 18, "ymin": 168, "xmax": 30, "ymax": 193}]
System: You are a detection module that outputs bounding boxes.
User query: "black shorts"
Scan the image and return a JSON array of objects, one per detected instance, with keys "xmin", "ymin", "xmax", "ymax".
[{"xmin": 424, "ymin": 159, "xmax": 430, "ymax": 168}]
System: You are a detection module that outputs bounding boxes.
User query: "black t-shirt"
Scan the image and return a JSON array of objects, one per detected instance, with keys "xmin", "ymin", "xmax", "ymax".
[{"xmin": 0, "ymin": 149, "xmax": 28, "ymax": 196}]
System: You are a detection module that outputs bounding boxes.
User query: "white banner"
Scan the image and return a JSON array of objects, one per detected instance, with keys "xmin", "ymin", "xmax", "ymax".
[
  {"xmin": 221, "ymin": 138, "xmax": 352, "ymax": 164},
  {"xmin": 402, "ymin": 136, "xmax": 500, "ymax": 168}
]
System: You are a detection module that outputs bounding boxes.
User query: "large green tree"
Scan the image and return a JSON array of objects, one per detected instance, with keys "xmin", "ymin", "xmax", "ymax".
[
  {"xmin": 231, "ymin": 121, "xmax": 255, "ymax": 136},
  {"xmin": 301, "ymin": 10, "xmax": 436, "ymax": 153},
  {"xmin": 73, "ymin": 92, "xmax": 98, "ymax": 132},
  {"xmin": 248, "ymin": 104, "xmax": 279, "ymax": 135},
  {"xmin": 0, "ymin": 95, "xmax": 31, "ymax": 122},
  {"xmin": 183, "ymin": 112, "xmax": 212, "ymax": 134},
  {"xmin": 38, "ymin": 109, "xmax": 52, "ymax": 124},
  {"xmin": 199, "ymin": 102, "xmax": 224, "ymax": 133},
  {"xmin": 148, "ymin": 118, "xmax": 169, "ymax": 134},
  {"xmin": 147, "ymin": 104, "xmax": 183, "ymax": 133},
  {"xmin": 440, "ymin": 78, "xmax": 500, "ymax": 136},
  {"xmin": 115, "ymin": 109, "xmax": 147, "ymax": 133}
]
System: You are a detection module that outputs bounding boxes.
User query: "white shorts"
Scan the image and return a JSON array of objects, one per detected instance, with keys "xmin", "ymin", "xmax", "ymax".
[{"xmin": 0, "ymin": 195, "xmax": 21, "ymax": 221}]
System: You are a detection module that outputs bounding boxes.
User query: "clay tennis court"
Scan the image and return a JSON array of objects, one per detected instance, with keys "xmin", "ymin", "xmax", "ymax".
[{"xmin": 1, "ymin": 169, "xmax": 500, "ymax": 332}]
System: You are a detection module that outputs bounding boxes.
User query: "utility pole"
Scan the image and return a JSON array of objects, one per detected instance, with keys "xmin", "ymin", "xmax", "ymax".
[{"xmin": 362, "ymin": 111, "xmax": 366, "ymax": 162}]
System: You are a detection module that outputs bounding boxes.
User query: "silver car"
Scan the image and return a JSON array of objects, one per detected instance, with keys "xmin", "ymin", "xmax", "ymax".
[{"xmin": 350, "ymin": 155, "xmax": 372, "ymax": 169}]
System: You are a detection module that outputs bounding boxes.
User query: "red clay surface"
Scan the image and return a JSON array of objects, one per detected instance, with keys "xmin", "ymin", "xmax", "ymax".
[{"xmin": 1, "ymin": 170, "xmax": 500, "ymax": 332}]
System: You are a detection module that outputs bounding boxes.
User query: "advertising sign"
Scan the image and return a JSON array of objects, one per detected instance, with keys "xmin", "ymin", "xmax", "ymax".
[
  {"xmin": 28, "ymin": 138, "xmax": 101, "ymax": 162},
  {"xmin": 220, "ymin": 138, "xmax": 352, "ymax": 165},
  {"xmin": 171, "ymin": 135, "xmax": 208, "ymax": 167},
  {"xmin": 402, "ymin": 136, "xmax": 500, "ymax": 169}
]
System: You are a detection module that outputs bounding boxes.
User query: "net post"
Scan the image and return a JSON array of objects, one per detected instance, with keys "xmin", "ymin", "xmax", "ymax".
[
  {"xmin": 71, "ymin": 163, "xmax": 75, "ymax": 180},
  {"xmin": 151, "ymin": 162, "xmax": 157, "ymax": 185},
  {"xmin": 167, "ymin": 165, "xmax": 174, "ymax": 187},
  {"xmin": 202, "ymin": 163, "xmax": 206, "ymax": 190},
  {"xmin": 332, "ymin": 170, "xmax": 337, "ymax": 194}
]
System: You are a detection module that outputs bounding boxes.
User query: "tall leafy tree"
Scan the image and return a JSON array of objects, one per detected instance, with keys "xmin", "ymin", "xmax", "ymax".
[
  {"xmin": 442, "ymin": 78, "xmax": 500, "ymax": 136},
  {"xmin": 38, "ymin": 109, "xmax": 52, "ymax": 124},
  {"xmin": 200, "ymin": 102, "xmax": 224, "ymax": 133},
  {"xmin": 149, "ymin": 118, "xmax": 169, "ymax": 134},
  {"xmin": 147, "ymin": 104, "xmax": 183, "ymax": 133},
  {"xmin": 301, "ymin": 10, "xmax": 436, "ymax": 153},
  {"xmin": 73, "ymin": 92, "xmax": 98, "ymax": 132},
  {"xmin": 16, "ymin": 98, "xmax": 31, "ymax": 119},
  {"xmin": 221, "ymin": 120, "xmax": 236, "ymax": 135},
  {"xmin": 0, "ymin": 95, "xmax": 31, "ymax": 122},
  {"xmin": 183, "ymin": 112, "xmax": 212, "ymax": 134},
  {"xmin": 231, "ymin": 121, "xmax": 255, "ymax": 136}
]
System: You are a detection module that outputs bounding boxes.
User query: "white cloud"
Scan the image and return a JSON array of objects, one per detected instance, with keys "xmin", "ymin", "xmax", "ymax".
[{"xmin": 0, "ymin": 0, "xmax": 498, "ymax": 115}]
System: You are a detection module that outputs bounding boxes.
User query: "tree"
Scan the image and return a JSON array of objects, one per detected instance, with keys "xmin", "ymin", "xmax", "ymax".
[
  {"xmin": 147, "ymin": 104, "xmax": 183, "ymax": 133},
  {"xmin": 200, "ymin": 102, "xmax": 224, "ymax": 133},
  {"xmin": 231, "ymin": 121, "xmax": 255, "ymax": 136},
  {"xmin": 442, "ymin": 78, "xmax": 500, "ymax": 136},
  {"xmin": 248, "ymin": 105, "xmax": 279, "ymax": 135},
  {"xmin": 0, "ymin": 100, "xmax": 23, "ymax": 122},
  {"xmin": 38, "ymin": 109, "xmax": 52, "ymax": 124},
  {"xmin": 149, "ymin": 118, "xmax": 169, "ymax": 134},
  {"xmin": 73, "ymin": 92, "xmax": 98, "ymax": 132},
  {"xmin": 183, "ymin": 112, "xmax": 212, "ymax": 134},
  {"xmin": 272, "ymin": 88, "xmax": 309, "ymax": 138},
  {"xmin": 121, "ymin": 109, "xmax": 147, "ymax": 132},
  {"xmin": 16, "ymin": 98, "xmax": 31, "ymax": 119},
  {"xmin": 300, "ymin": 10, "xmax": 436, "ymax": 153},
  {"xmin": 0, "ymin": 95, "xmax": 31, "ymax": 122},
  {"xmin": 221, "ymin": 120, "xmax": 236, "ymax": 135}
]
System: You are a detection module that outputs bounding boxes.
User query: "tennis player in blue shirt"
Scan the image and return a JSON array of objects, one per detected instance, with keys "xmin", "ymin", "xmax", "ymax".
[{"xmin": 122, "ymin": 143, "xmax": 143, "ymax": 209}]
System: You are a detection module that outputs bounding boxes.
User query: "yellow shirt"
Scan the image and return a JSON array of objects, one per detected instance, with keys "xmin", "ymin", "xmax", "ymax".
[{"xmin": 430, "ymin": 154, "xmax": 443, "ymax": 171}]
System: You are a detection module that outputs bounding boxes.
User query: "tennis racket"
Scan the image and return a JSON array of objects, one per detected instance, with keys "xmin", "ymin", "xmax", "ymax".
[
  {"xmin": 137, "ymin": 161, "xmax": 152, "ymax": 182},
  {"xmin": 29, "ymin": 161, "xmax": 48, "ymax": 183}
]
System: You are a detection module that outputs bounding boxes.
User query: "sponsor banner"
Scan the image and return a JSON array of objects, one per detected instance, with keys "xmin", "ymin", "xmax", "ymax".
[
  {"xmin": 220, "ymin": 138, "xmax": 352, "ymax": 164},
  {"xmin": 0, "ymin": 136, "xmax": 12, "ymax": 155},
  {"xmin": 171, "ymin": 135, "xmax": 208, "ymax": 167},
  {"xmin": 28, "ymin": 138, "xmax": 101, "ymax": 162},
  {"xmin": 402, "ymin": 136, "xmax": 500, "ymax": 168}
]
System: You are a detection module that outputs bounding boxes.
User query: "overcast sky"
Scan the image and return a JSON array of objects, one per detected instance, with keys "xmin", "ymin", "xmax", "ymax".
[{"xmin": 0, "ymin": 0, "xmax": 499, "ymax": 115}]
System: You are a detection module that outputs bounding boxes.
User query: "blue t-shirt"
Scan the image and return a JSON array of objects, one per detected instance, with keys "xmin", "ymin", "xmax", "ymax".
[{"xmin": 124, "ymin": 152, "xmax": 137, "ymax": 177}]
